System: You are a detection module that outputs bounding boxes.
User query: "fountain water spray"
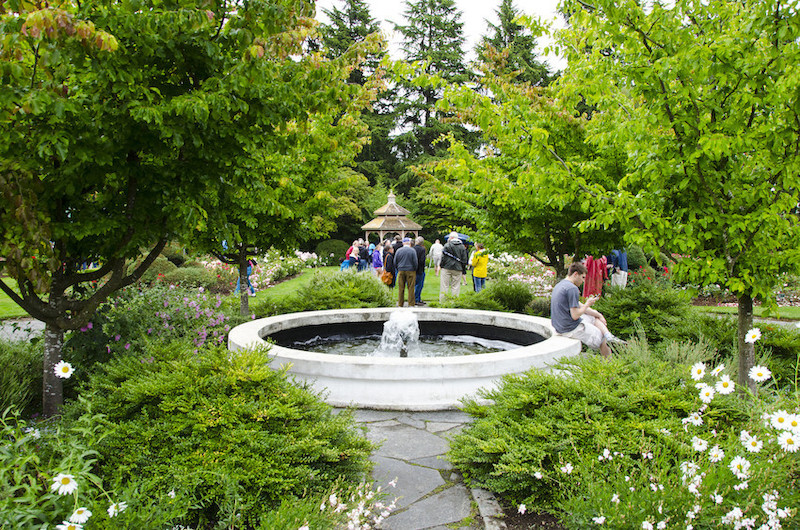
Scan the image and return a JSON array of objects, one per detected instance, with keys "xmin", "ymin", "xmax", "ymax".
[{"xmin": 373, "ymin": 310, "xmax": 421, "ymax": 357}]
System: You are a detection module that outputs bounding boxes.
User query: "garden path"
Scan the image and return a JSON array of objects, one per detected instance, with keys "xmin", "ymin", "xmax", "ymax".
[{"xmin": 344, "ymin": 408, "xmax": 507, "ymax": 529}]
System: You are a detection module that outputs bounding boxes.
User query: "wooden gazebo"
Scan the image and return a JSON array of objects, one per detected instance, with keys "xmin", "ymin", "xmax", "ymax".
[{"xmin": 361, "ymin": 192, "xmax": 422, "ymax": 243}]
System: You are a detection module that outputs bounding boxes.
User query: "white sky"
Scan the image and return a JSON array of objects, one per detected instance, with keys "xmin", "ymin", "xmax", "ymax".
[{"xmin": 313, "ymin": 0, "xmax": 567, "ymax": 72}]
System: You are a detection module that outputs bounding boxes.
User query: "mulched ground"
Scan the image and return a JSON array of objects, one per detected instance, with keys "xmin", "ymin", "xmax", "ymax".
[{"xmin": 502, "ymin": 511, "xmax": 566, "ymax": 529}]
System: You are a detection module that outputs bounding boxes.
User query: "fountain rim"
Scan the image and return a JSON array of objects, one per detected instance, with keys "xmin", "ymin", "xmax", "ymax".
[{"xmin": 228, "ymin": 307, "xmax": 574, "ymax": 366}]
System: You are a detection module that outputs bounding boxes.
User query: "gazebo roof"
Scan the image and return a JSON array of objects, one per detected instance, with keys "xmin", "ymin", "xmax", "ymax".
[
  {"xmin": 372, "ymin": 192, "xmax": 411, "ymax": 216},
  {"xmin": 360, "ymin": 192, "xmax": 422, "ymax": 232}
]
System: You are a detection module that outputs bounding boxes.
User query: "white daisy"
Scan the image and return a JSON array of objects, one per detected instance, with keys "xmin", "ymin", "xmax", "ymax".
[
  {"xmin": 53, "ymin": 361, "xmax": 74, "ymax": 379},
  {"xmin": 777, "ymin": 431, "xmax": 798, "ymax": 453},
  {"xmin": 699, "ymin": 386, "xmax": 715, "ymax": 403},
  {"xmin": 787, "ymin": 413, "xmax": 800, "ymax": 433},
  {"xmin": 708, "ymin": 445, "xmax": 724, "ymax": 462},
  {"xmin": 771, "ymin": 410, "xmax": 790, "ymax": 430},
  {"xmin": 715, "ymin": 375, "xmax": 735, "ymax": 395},
  {"xmin": 692, "ymin": 436, "xmax": 709, "ymax": 452},
  {"xmin": 729, "ymin": 456, "xmax": 751, "ymax": 480},
  {"xmin": 107, "ymin": 501, "xmax": 128, "ymax": 518},
  {"xmin": 592, "ymin": 515, "xmax": 606, "ymax": 525},
  {"xmin": 69, "ymin": 507, "xmax": 92, "ymax": 524},
  {"xmin": 749, "ymin": 365, "xmax": 771, "ymax": 382},
  {"xmin": 710, "ymin": 364, "xmax": 725, "ymax": 376},
  {"xmin": 683, "ymin": 412, "xmax": 703, "ymax": 426},
  {"xmin": 55, "ymin": 522, "xmax": 82, "ymax": 530},
  {"xmin": 50, "ymin": 473, "xmax": 78, "ymax": 495},
  {"xmin": 690, "ymin": 362, "xmax": 706, "ymax": 381},
  {"xmin": 744, "ymin": 328, "xmax": 762, "ymax": 343},
  {"xmin": 743, "ymin": 435, "xmax": 763, "ymax": 453}
]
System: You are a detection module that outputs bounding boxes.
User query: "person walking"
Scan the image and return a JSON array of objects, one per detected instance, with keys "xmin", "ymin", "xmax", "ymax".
[
  {"xmin": 413, "ymin": 236, "xmax": 427, "ymax": 305},
  {"xmin": 394, "ymin": 238, "xmax": 418, "ymax": 307},
  {"xmin": 439, "ymin": 232, "xmax": 468, "ymax": 303},
  {"xmin": 470, "ymin": 243, "xmax": 489, "ymax": 293},
  {"xmin": 372, "ymin": 244, "xmax": 383, "ymax": 276},
  {"xmin": 429, "ymin": 239, "xmax": 444, "ymax": 275},
  {"xmin": 383, "ymin": 244, "xmax": 396, "ymax": 289}
]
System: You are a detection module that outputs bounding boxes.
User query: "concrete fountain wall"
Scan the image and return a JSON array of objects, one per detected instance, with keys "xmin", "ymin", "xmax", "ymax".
[{"xmin": 228, "ymin": 308, "xmax": 581, "ymax": 411}]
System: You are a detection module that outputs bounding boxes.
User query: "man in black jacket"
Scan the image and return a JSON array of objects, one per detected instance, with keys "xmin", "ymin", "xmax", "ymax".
[{"xmin": 439, "ymin": 232, "xmax": 468, "ymax": 303}]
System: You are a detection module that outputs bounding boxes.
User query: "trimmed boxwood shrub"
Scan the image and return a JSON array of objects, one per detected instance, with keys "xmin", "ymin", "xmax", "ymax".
[
  {"xmin": 64, "ymin": 343, "xmax": 375, "ymax": 528},
  {"xmin": 315, "ymin": 239, "xmax": 350, "ymax": 262},
  {"xmin": 625, "ymin": 244, "xmax": 648, "ymax": 270},
  {"xmin": 483, "ymin": 279, "xmax": 534, "ymax": 313}
]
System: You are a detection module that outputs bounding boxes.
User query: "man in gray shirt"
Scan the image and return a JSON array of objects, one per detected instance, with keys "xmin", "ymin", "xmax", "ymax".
[
  {"xmin": 551, "ymin": 262, "xmax": 624, "ymax": 359},
  {"xmin": 394, "ymin": 238, "xmax": 418, "ymax": 307}
]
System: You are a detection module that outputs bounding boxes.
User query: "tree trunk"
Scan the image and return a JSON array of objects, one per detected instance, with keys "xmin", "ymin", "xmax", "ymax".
[
  {"xmin": 737, "ymin": 293, "xmax": 756, "ymax": 395},
  {"xmin": 42, "ymin": 322, "xmax": 65, "ymax": 417}
]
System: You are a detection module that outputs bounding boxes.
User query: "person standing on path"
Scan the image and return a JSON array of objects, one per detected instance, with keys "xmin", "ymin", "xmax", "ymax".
[
  {"xmin": 470, "ymin": 243, "xmax": 489, "ymax": 293},
  {"xmin": 550, "ymin": 262, "xmax": 625, "ymax": 359},
  {"xmin": 429, "ymin": 239, "xmax": 444, "ymax": 275},
  {"xmin": 383, "ymin": 244, "xmax": 396, "ymax": 289},
  {"xmin": 413, "ymin": 236, "xmax": 427, "ymax": 305},
  {"xmin": 394, "ymin": 238, "xmax": 418, "ymax": 307},
  {"xmin": 439, "ymin": 232, "xmax": 468, "ymax": 303}
]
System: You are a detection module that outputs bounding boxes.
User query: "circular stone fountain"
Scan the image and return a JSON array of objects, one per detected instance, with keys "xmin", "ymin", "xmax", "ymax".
[{"xmin": 228, "ymin": 308, "xmax": 581, "ymax": 410}]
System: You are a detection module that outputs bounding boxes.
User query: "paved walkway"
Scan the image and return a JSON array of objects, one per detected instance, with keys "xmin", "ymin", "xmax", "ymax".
[{"xmin": 347, "ymin": 408, "xmax": 506, "ymax": 530}]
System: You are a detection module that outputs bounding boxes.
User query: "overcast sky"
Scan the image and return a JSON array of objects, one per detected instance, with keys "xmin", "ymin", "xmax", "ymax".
[{"xmin": 313, "ymin": 0, "xmax": 567, "ymax": 72}]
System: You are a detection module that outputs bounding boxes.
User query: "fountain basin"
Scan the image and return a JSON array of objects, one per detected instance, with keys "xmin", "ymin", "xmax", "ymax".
[{"xmin": 228, "ymin": 308, "xmax": 581, "ymax": 410}]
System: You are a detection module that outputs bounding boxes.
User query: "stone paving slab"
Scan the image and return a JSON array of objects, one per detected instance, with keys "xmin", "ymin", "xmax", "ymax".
[
  {"xmin": 380, "ymin": 484, "xmax": 473, "ymax": 530},
  {"xmin": 366, "ymin": 423, "xmax": 450, "ymax": 460},
  {"xmin": 425, "ymin": 421, "xmax": 462, "ymax": 433},
  {"xmin": 371, "ymin": 455, "xmax": 444, "ymax": 509}
]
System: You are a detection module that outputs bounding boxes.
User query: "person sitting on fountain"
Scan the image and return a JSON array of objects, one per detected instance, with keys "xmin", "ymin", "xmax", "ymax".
[
  {"xmin": 394, "ymin": 238, "xmax": 418, "ymax": 307},
  {"xmin": 550, "ymin": 262, "xmax": 625, "ymax": 359}
]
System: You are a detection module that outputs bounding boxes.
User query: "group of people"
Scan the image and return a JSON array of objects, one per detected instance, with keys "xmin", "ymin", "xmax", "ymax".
[{"xmin": 340, "ymin": 232, "xmax": 490, "ymax": 307}]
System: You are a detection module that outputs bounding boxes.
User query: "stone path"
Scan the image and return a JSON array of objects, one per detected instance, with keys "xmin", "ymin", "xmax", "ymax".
[
  {"xmin": 0, "ymin": 317, "xmax": 44, "ymax": 341},
  {"xmin": 346, "ymin": 408, "xmax": 507, "ymax": 530}
]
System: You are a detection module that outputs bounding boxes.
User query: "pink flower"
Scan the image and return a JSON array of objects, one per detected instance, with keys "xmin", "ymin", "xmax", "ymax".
[{"xmin": 124, "ymin": 343, "xmax": 131, "ymax": 350}]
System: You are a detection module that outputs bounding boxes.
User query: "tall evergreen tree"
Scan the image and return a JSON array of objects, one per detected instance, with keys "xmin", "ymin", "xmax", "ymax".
[
  {"xmin": 392, "ymin": 0, "xmax": 477, "ymax": 194},
  {"xmin": 476, "ymin": 0, "xmax": 551, "ymax": 86},
  {"xmin": 318, "ymin": 0, "xmax": 396, "ymax": 188}
]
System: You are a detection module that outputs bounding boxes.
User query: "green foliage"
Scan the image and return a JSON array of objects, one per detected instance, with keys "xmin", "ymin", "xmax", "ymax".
[
  {"xmin": 625, "ymin": 245, "xmax": 648, "ymax": 271},
  {"xmin": 593, "ymin": 272, "xmax": 693, "ymax": 342},
  {"xmin": 315, "ymin": 239, "xmax": 351, "ymax": 261},
  {"xmin": 254, "ymin": 270, "xmax": 393, "ymax": 316},
  {"xmin": 449, "ymin": 341, "xmax": 710, "ymax": 510},
  {"xmin": 435, "ymin": 290, "xmax": 506, "ymax": 312},
  {"xmin": 482, "ymin": 279, "xmax": 534, "ymax": 313},
  {"xmin": 64, "ymin": 343, "xmax": 375, "ymax": 527},
  {"xmin": 162, "ymin": 266, "xmax": 220, "ymax": 290},
  {"xmin": 161, "ymin": 243, "xmax": 187, "ymax": 267},
  {"xmin": 0, "ymin": 339, "xmax": 42, "ymax": 417},
  {"xmin": 138, "ymin": 256, "xmax": 178, "ymax": 284},
  {"xmin": 526, "ymin": 297, "xmax": 551, "ymax": 318}
]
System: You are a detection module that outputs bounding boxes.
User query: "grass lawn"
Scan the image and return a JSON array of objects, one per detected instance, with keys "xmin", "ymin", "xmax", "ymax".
[
  {"xmin": 694, "ymin": 304, "xmax": 800, "ymax": 321},
  {"xmin": 0, "ymin": 278, "xmax": 28, "ymax": 320}
]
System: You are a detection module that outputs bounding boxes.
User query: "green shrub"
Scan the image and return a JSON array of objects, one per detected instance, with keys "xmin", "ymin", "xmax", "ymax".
[
  {"xmin": 593, "ymin": 273, "xmax": 692, "ymax": 341},
  {"xmin": 0, "ymin": 338, "xmax": 42, "ymax": 417},
  {"xmin": 162, "ymin": 266, "xmax": 219, "ymax": 290},
  {"xmin": 315, "ymin": 239, "xmax": 350, "ymax": 262},
  {"xmin": 138, "ymin": 255, "xmax": 177, "ymax": 284},
  {"xmin": 435, "ymin": 290, "xmax": 506, "ymax": 312},
  {"xmin": 274, "ymin": 270, "xmax": 393, "ymax": 312},
  {"xmin": 483, "ymin": 279, "xmax": 535, "ymax": 313},
  {"xmin": 526, "ymin": 297, "xmax": 551, "ymax": 318},
  {"xmin": 63, "ymin": 343, "xmax": 375, "ymax": 528},
  {"xmin": 161, "ymin": 243, "xmax": 187, "ymax": 267},
  {"xmin": 625, "ymin": 244, "xmax": 648, "ymax": 270}
]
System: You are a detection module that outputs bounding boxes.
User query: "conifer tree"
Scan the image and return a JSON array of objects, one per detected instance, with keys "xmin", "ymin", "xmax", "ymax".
[{"xmin": 476, "ymin": 0, "xmax": 551, "ymax": 86}]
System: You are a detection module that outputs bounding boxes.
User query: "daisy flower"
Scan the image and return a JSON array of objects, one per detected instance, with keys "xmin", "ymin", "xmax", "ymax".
[
  {"xmin": 593, "ymin": 515, "xmax": 606, "ymax": 524},
  {"xmin": 715, "ymin": 375, "xmax": 735, "ymax": 395},
  {"xmin": 683, "ymin": 412, "xmax": 703, "ymax": 426},
  {"xmin": 53, "ymin": 361, "xmax": 74, "ymax": 379},
  {"xmin": 50, "ymin": 473, "xmax": 78, "ymax": 495},
  {"xmin": 642, "ymin": 521, "xmax": 654, "ymax": 530},
  {"xmin": 699, "ymin": 386, "xmax": 715, "ymax": 403},
  {"xmin": 729, "ymin": 456, "xmax": 751, "ymax": 480},
  {"xmin": 69, "ymin": 507, "xmax": 92, "ymax": 524},
  {"xmin": 777, "ymin": 431, "xmax": 798, "ymax": 453},
  {"xmin": 787, "ymin": 413, "xmax": 800, "ymax": 433},
  {"xmin": 690, "ymin": 362, "xmax": 706, "ymax": 381},
  {"xmin": 743, "ymin": 436, "xmax": 763, "ymax": 453},
  {"xmin": 749, "ymin": 365, "xmax": 771, "ymax": 383},
  {"xmin": 708, "ymin": 445, "xmax": 724, "ymax": 462},
  {"xmin": 771, "ymin": 410, "xmax": 790, "ymax": 430},
  {"xmin": 744, "ymin": 328, "xmax": 761, "ymax": 343},
  {"xmin": 710, "ymin": 364, "xmax": 725, "ymax": 376},
  {"xmin": 692, "ymin": 436, "xmax": 709, "ymax": 452},
  {"xmin": 107, "ymin": 501, "xmax": 128, "ymax": 518},
  {"xmin": 55, "ymin": 523, "xmax": 82, "ymax": 530}
]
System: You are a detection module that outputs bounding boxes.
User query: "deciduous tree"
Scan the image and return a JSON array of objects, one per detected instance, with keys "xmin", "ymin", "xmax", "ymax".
[{"xmin": 558, "ymin": 0, "xmax": 800, "ymax": 391}]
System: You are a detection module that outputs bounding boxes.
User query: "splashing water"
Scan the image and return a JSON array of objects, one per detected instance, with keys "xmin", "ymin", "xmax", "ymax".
[{"xmin": 373, "ymin": 310, "xmax": 421, "ymax": 357}]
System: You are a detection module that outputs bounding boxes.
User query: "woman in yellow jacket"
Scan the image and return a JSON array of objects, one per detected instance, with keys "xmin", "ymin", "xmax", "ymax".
[{"xmin": 470, "ymin": 243, "xmax": 489, "ymax": 293}]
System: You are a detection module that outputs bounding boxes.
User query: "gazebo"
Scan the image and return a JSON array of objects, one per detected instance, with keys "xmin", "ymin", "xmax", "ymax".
[{"xmin": 361, "ymin": 192, "xmax": 422, "ymax": 243}]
